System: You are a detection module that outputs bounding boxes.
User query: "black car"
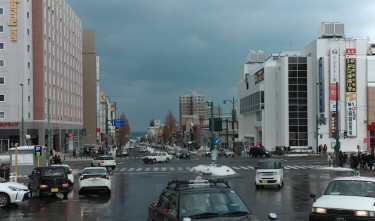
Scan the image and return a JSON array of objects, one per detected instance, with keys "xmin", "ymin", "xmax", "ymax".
[
  {"xmin": 178, "ymin": 149, "xmax": 190, "ymax": 159},
  {"xmin": 147, "ymin": 176, "xmax": 277, "ymax": 221},
  {"xmin": 28, "ymin": 166, "xmax": 71, "ymax": 198},
  {"xmin": 249, "ymin": 147, "xmax": 272, "ymax": 158}
]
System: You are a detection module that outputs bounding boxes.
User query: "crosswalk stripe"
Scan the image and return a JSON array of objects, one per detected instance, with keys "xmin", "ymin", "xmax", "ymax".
[
  {"xmin": 145, "ymin": 168, "xmax": 150, "ymax": 171},
  {"xmin": 128, "ymin": 168, "xmax": 135, "ymax": 171},
  {"xmin": 170, "ymin": 167, "xmax": 174, "ymax": 171},
  {"xmin": 240, "ymin": 166, "xmax": 249, "ymax": 170},
  {"xmin": 232, "ymin": 166, "xmax": 240, "ymax": 170},
  {"xmin": 120, "ymin": 168, "xmax": 126, "ymax": 172},
  {"xmin": 247, "ymin": 166, "xmax": 254, "ymax": 169},
  {"xmin": 178, "ymin": 167, "xmax": 183, "ymax": 171},
  {"xmin": 153, "ymin": 167, "xmax": 159, "ymax": 171},
  {"xmin": 162, "ymin": 167, "xmax": 167, "ymax": 171},
  {"xmin": 136, "ymin": 168, "xmax": 142, "ymax": 172}
]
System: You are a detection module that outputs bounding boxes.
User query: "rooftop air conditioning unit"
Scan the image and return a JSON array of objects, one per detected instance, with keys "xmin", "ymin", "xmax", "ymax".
[
  {"xmin": 333, "ymin": 22, "xmax": 345, "ymax": 38},
  {"xmin": 247, "ymin": 50, "xmax": 257, "ymax": 63},
  {"xmin": 318, "ymin": 22, "xmax": 345, "ymax": 38},
  {"xmin": 257, "ymin": 50, "xmax": 265, "ymax": 63}
]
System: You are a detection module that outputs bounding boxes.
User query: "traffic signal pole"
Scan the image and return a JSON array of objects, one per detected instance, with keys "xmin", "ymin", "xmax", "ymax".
[{"xmin": 334, "ymin": 82, "xmax": 340, "ymax": 167}]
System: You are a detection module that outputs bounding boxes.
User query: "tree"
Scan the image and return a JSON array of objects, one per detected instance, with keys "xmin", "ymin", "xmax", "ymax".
[
  {"xmin": 116, "ymin": 112, "xmax": 130, "ymax": 147},
  {"xmin": 162, "ymin": 110, "xmax": 177, "ymax": 143}
]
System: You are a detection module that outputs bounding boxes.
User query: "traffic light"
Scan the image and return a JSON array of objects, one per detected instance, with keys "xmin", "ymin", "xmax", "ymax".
[{"xmin": 34, "ymin": 145, "xmax": 43, "ymax": 157}]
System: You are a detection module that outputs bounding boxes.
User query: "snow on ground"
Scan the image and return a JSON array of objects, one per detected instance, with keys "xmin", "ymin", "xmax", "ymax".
[
  {"xmin": 190, "ymin": 164, "xmax": 236, "ymax": 176},
  {"xmin": 318, "ymin": 166, "xmax": 354, "ymax": 171}
]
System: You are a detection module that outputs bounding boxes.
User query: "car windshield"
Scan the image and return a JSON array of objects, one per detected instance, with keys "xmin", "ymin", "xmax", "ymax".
[
  {"xmin": 180, "ymin": 191, "xmax": 250, "ymax": 218},
  {"xmin": 150, "ymin": 152, "xmax": 158, "ymax": 156},
  {"xmin": 324, "ymin": 180, "xmax": 375, "ymax": 197},
  {"xmin": 52, "ymin": 165, "xmax": 70, "ymax": 172},
  {"xmin": 42, "ymin": 167, "xmax": 65, "ymax": 177},
  {"xmin": 257, "ymin": 161, "xmax": 281, "ymax": 169}
]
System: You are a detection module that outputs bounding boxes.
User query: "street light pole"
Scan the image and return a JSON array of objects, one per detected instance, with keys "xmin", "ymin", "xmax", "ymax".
[
  {"xmin": 224, "ymin": 97, "xmax": 237, "ymax": 148},
  {"xmin": 334, "ymin": 82, "xmax": 340, "ymax": 167},
  {"xmin": 209, "ymin": 101, "xmax": 214, "ymax": 150},
  {"xmin": 316, "ymin": 83, "xmax": 319, "ymax": 153},
  {"xmin": 19, "ymin": 84, "xmax": 24, "ymax": 146}
]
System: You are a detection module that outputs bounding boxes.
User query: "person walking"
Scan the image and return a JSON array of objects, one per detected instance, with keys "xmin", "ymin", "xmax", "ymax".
[{"xmin": 328, "ymin": 153, "xmax": 333, "ymax": 167}]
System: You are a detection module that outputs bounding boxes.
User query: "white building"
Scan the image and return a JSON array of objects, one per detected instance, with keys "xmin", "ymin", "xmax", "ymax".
[
  {"xmin": 238, "ymin": 22, "xmax": 372, "ymax": 153},
  {"xmin": 0, "ymin": 0, "xmax": 83, "ymax": 152}
]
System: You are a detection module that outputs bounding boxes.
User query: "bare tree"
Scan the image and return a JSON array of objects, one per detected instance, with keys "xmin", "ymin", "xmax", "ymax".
[
  {"xmin": 117, "ymin": 112, "xmax": 130, "ymax": 147},
  {"xmin": 162, "ymin": 110, "xmax": 177, "ymax": 143}
]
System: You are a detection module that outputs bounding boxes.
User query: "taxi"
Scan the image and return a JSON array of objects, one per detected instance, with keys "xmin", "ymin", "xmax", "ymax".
[{"xmin": 309, "ymin": 171, "xmax": 375, "ymax": 221}]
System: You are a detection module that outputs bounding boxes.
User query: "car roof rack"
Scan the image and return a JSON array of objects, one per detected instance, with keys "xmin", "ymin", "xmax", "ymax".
[{"xmin": 166, "ymin": 176, "xmax": 230, "ymax": 191}]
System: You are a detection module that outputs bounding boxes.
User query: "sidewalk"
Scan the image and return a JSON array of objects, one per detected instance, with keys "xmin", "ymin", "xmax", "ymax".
[{"xmin": 55, "ymin": 152, "xmax": 92, "ymax": 162}]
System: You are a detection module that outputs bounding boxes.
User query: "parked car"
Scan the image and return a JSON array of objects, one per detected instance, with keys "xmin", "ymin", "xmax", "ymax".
[
  {"xmin": 201, "ymin": 147, "xmax": 211, "ymax": 157},
  {"xmin": 147, "ymin": 176, "xmax": 278, "ymax": 221},
  {"xmin": 218, "ymin": 149, "xmax": 235, "ymax": 157},
  {"xmin": 51, "ymin": 164, "xmax": 74, "ymax": 188},
  {"xmin": 139, "ymin": 147, "xmax": 148, "ymax": 153},
  {"xmin": 309, "ymin": 172, "xmax": 375, "ymax": 221},
  {"xmin": 91, "ymin": 155, "xmax": 116, "ymax": 170},
  {"xmin": 255, "ymin": 159, "xmax": 284, "ymax": 189},
  {"xmin": 122, "ymin": 149, "xmax": 129, "ymax": 157},
  {"xmin": 167, "ymin": 149, "xmax": 176, "ymax": 156},
  {"xmin": 28, "ymin": 166, "xmax": 71, "ymax": 198},
  {"xmin": 142, "ymin": 152, "xmax": 172, "ymax": 164},
  {"xmin": 78, "ymin": 167, "xmax": 112, "ymax": 195},
  {"xmin": 0, "ymin": 177, "xmax": 29, "ymax": 208},
  {"xmin": 249, "ymin": 147, "xmax": 272, "ymax": 158},
  {"xmin": 177, "ymin": 149, "xmax": 190, "ymax": 159}
]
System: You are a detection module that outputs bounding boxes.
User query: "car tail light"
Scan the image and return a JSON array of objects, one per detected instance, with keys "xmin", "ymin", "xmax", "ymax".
[
  {"xmin": 101, "ymin": 174, "xmax": 109, "ymax": 180},
  {"xmin": 39, "ymin": 184, "xmax": 48, "ymax": 189},
  {"xmin": 62, "ymin": 183, "xmax": 70, "ymax": 188},
  {"xmin": 79, "ymin": 175, "xmax": 87, "ymax": 181}
]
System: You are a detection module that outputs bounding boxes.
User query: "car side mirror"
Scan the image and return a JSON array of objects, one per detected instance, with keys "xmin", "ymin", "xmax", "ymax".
[{"xmin": 268, "ymin": 213, "xmax": 277, "ymax": 221}]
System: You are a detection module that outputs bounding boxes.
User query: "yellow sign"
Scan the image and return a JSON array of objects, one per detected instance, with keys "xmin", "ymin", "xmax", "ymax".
[{"xmin": 8, "ymin": 0, "xmax": 19, "ymax": 42}]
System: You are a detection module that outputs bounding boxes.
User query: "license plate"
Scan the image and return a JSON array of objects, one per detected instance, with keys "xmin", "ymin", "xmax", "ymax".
[
  {"xmin": 261, "ymin": 180, "xmax": 268, "ymax": 184},
  {"xmin": 51, "ymin": 188, "xmax": 58, "ymax": 192}
]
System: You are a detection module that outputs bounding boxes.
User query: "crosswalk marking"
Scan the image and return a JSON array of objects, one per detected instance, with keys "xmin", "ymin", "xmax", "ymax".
[{"xmin": 112, "ymin": 165, "xmax": 326, "ymax": 173}]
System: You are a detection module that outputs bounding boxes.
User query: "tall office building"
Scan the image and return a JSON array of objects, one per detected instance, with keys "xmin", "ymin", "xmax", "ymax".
[
  {"xmin": 179, "ymin": 91, "xmax": 207, "ymax": 125},
  {"xmin": 0, "ymin": 0, "xmax": 82, "ymax": 152}
]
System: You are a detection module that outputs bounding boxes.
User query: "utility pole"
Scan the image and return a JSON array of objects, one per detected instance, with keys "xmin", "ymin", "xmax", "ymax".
[
  {"xmin": 334, "ymin": 82, "xmax": 340, "ymax": 167},
  {"xmin": 105, "ymin": 98, "xmax": 108, "ymax": 152},
  {"xmin": 209, "ymin": 101, "xmax": 214, "ymax": 150},
  {"xmin": 316, "ymin": 83, "xmax": 319, "ymax": 153},
  {"xmin": 20, "ymin": 84, "xmax": 24, "ymax": 146}
]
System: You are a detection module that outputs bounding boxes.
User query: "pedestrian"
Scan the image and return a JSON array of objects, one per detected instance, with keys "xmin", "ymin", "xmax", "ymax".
[
  {"xmin": 328, "ymin": 153, "xmax": 332, "ymax": 167},
  {"xmin": 323, "ymin": 145, "xmax": 327, "ymax": 155},
  {"xmin": 73, "ymin": 149, "xmax": 76, "ymax": 159}
]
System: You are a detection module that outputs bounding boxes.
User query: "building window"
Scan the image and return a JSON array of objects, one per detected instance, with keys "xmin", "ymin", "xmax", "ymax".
[
  {"xmin": 27, "ymin": 12, "xmax": 29, "ymax": 19},
  {"xmin": 0, "ymin": 60, "xmax": 4, "ymax": 67},
  {"xmin": 0, "ymin": 94, "xmax": 4, "ymax": 102},
  {"xmin": 0, "ymin": 42, "xmax": 4, "ymax": 50},
  {"xmin": 28, "ymin": 45, "xmax": 30, "ymax": 52},
  {"xmin": 0, "ymin": 8, "xmax": 3, "ymax": 15},
  {"xmin": 288, "ymin": 56, "xmax": 308, "ymax": 147},
  {"xmin": 0, "ymin": 26, "xmax": 3, "ymax": 33},
  {"xmin": 28, "ymin": 112, "xmax": 30, "ymax": 119},
  {"xmin": 0, "ymin": 77, "xmax": 4, "ymax": 84},
  {"xmin": 0, "ymin": 112, "xmax": 4, "ymax": 119},
  {"xmin": 28, "ymin": 96, "xmax": 30, "ymax": 102},
  {"xmin": 27, "ymin": 29, "xmax": 30, "ymax": 35},
  {"xmin": 28, "ymin": 62, "xmax": 30, "ymax": 69}
]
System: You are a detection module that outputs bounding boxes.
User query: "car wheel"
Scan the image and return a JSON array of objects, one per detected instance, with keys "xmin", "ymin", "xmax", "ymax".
[
  {"xmin": 63, "ymin": 192, "xmax": 68, "ymax": 199},
  {"xmin": 278, "ymin": 181, "xmax": 283, "ymax": 189},
  {"xmin": 91, "ymin": 162, "xmax": 94, "ymax": 166},
  {"xmin": 166, "ymin": 158, "xmax": 169, "ymax": 162},
  {"xmin": 255, "ymin": 183, "xmax": 260, "ymax": 190},
  {"xmin": 106, "ymin": 189, "xmax": 111, "ymax": 195},
  {"xmin": 0, "ymin": 192, "xmax": 10, "ymax": 208},
  {"xmin": 152, "ymin": 159, "xmax": 156, "ymax": 164},
  {"xmin": 78, "ymin": 190, "xmax": 84, "ymax": 195},
  {"xmin": 112, "ymin": 166, "xmax": 115, "ymax": 170}
]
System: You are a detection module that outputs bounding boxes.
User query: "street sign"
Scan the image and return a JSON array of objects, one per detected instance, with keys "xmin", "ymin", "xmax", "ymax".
[
  {"xmin": 112, "ymin": 119, "xmax": 124, "ymax": 127},
  {"xmin": 214, "ymin": 137, "xmax": 221, "ymax": 145},
  {"xmin": 34, "ymin": 145, "xmax": 42, "ymax": 157}
]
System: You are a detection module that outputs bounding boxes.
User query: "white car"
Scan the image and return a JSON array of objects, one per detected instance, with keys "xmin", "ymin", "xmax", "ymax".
[
  {"xmin": 0, "ymin": 177, "xmax": 30, "ymax": 208},
  {"xmin": 255, "ymin": 159, "xmax": 284, "ymax": 189},
  {"xmin": 91, "ymin": 155, "xmax": 116, "ymax": 170},
  {"xmin": 310, "ymin": 172, "xmax": 375, "ymax": 221},
  {"xmin": 141, "ymin": 151, "xmax": 172, "ymax": 164},
  {"xmin": 51, "ymin": 164, "xmax": 74, "ymax": 188},
  {"xmin": 78, "ymin": 167, "xmax": 111, "ymax": 195}
]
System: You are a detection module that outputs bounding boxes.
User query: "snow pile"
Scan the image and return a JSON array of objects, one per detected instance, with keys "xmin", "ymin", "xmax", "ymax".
[{"xmin": 190, "ymin": 164, "xmax": 236, "ymax": 176}]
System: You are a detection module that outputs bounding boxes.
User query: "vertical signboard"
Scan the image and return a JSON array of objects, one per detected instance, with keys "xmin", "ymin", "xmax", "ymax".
[
  {"xmin": 329, "ymin": 48, "xmax": 340, "ymax": 137},
  {"xmin": 318, "ymin": 57, "xmax": 325, "ymax": 113},
  {"xmin": 345, "ymin": 48, "xmax": 357, "ymax": 137}
]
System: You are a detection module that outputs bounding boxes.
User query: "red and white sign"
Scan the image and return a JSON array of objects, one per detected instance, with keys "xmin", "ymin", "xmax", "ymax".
[{"xmin": 346, "ymin": 48, "xmax": 356, "ymax": 56}]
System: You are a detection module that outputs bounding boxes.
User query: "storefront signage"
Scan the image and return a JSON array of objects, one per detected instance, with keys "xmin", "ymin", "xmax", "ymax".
[
  {"xmin": 345, "ymin": 48, "xmax": 357, "ymax": 137},
  {"xmin": 254, "ymin": 68, "xmax": 264, "ymax": 84},
  {"xmin": 8, "ymin": 0, "xmax": 19, "ymax": 42},
  {"xmin": 0, "ymin": 122, "xmax": 19, "ymax": 127}
]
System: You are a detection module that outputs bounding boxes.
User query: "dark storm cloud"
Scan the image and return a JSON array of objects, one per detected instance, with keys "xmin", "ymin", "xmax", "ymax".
[{"xmin": 66, "ymin": 0, "xmax": 375, "ymax": 131}]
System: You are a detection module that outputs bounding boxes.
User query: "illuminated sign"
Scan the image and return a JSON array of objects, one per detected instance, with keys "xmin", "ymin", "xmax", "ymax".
[
  {"xmin": 8, "ymin": 0, "xmax": 19, "ymax": 42},
  {"xmin": 345, "ymin": 48, "xmax": 357, "ymax": 137}
]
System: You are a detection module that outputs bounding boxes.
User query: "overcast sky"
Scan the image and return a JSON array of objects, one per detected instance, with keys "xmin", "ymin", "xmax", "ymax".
[{"xmin": 66, "ymin": 0, "xmax": 375, "ymax": 132}]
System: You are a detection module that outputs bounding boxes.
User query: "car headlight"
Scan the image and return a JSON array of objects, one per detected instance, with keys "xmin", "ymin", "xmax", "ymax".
[
  {"xmin": 355, "ymin": 211, "xmax": 375, "ymax": 217},
  {"xmin": 8, "ymin": 186, "xmax": 24, "ymax": 191},
  {"xmin": 312, "ymin": 207, "xmax": 327, "ymax": 214}
]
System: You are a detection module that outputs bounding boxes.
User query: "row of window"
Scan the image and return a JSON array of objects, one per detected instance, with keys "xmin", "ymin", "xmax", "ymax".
[{"xmin": 240, "ymin": 91, "xmax": 264, "ymax": 114}]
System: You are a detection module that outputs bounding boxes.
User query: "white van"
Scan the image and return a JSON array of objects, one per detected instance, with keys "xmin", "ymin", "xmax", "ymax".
[{"xmin": 255, "ymin": 159, "xmax": 284, "ymax": 189}]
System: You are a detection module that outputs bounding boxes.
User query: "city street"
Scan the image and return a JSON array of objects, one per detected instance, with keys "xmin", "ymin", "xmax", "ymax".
[{"xmin": 0, "ymin": 151, "xmax": 364, "ymax": 221}]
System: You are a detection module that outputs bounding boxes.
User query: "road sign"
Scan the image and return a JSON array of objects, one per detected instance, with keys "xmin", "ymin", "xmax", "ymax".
[
  {"xmin": 112, "ymin": 119, "xmax": 124, "ymax": 127},
  {"xmin": 34, "ymin": 145, "xmax": 42, "ymax": 157},
  {"xmin": 214, "ymin": 137, "xmax": 221, "ymax": 145}
]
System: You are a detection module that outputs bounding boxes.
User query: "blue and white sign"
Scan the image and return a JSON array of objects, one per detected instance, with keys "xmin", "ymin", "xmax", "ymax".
[
  {"xmin": 214, "ymin": 137, "xmax": 221, "ymax": 145},
  {"xmin": 112, "ymin": 119, "xmax": 125, "ymax": 127}
]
